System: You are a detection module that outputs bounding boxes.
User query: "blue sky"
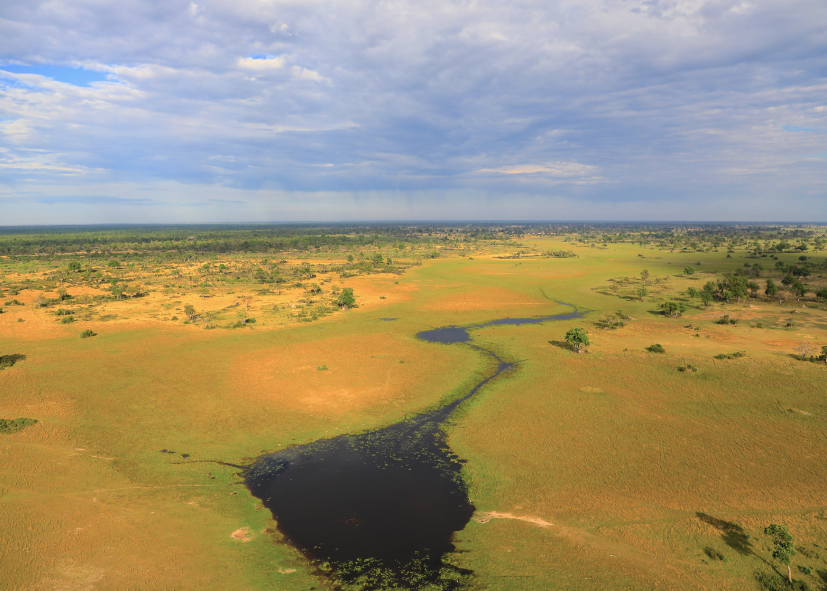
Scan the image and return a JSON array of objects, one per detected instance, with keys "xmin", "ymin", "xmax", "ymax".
[{"xmin": 1, "ymin": 0, "xmax": 826, "ymax": 223}]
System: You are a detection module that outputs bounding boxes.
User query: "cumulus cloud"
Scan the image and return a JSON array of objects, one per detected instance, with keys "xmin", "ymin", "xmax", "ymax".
[{"xmin": 0, "ymin": 0, "xmax": 825, "ymax": 222}]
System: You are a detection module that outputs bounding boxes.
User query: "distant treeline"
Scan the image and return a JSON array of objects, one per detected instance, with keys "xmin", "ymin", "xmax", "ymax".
[{"xmin": 0, "ymin": 222, "xmax": 824, "ymax": 256}]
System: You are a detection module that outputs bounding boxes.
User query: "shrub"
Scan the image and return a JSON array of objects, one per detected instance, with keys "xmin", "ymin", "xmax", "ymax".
[
  {"xmin": 317, "ymin": 365, "xmax": 328, "ymax": 371},
  {"xmin": 60, "ymin": 316, "xmax": 75, "ymax": 324},
  {"xmin": 715, "ymin": 352, "xmax": 747, "ymax": 360},
  {"xmin": 0, "ymin": 418, "xmax": 38, "ymax": 434},
  {"xmin": 646, "ymin": 344, "xmax": 665, "ymax": 353},
  {"xmin": 754, "ymin": 571, "xmax": 812, "ymax": 591},
  {"xmin": 715, "ymin": 315, "xmax": 737, "ymax": 325},
  {"xmin": 80, "ymin": 330, "xmax": 96, "ymax": 339},
  {"xmin": 756, "ymin": 322, "xmax": 764, "ymax": 328}
]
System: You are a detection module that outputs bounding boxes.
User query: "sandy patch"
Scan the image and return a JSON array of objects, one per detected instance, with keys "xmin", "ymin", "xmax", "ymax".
[
  {"xmin": 474, "ymin": 511, "xmax": 554, "ymax": 528},
  {"xmin": 231, "ymin": 527, "xmax": 254, "ymax": 542}
]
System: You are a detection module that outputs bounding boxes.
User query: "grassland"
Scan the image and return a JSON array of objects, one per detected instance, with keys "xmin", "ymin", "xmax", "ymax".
[{"xmin": 1, "ymin": 223, "xmax": 826, "ymax": 590}]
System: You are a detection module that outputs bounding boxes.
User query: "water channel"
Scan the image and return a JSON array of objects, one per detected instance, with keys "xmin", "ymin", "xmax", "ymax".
[{"xmin": 244, "ymin": 305, "xmax": 583, "ymax": 590}]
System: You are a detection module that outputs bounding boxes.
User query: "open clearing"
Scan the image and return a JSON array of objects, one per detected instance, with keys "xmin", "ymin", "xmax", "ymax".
[{"xmin": 1, "ymin": 224, "xmax": 827, "ymax": 590}]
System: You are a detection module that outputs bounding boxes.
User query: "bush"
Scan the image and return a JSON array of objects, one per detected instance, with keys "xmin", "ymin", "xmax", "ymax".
[
  {"xmin": 80, "ymin": 330, "xmax": 96, "ymax": 339},
  {"xmin": 756, "ymin": 322, "xmax": 764, "ymax": 328},
  {"xmin": 754, "ymin": 571, "xmax": 812, "ymax": 591},
  {"xmin": 0, "ymin": 418, "xmax": 38, "ymax": 434},
  {"xmin": 317, "ymin": 365, "xmax": 328, "ymax": 371},
  {"xmin": 715, "ymin": 351, "xmax": 747, "ymax": 360},
  {"xmin": 715, "ymin": 315, "xmax": 737, "ymax": 325},
  {"xmin": 60, "ymin": 316, "xmax": 75, "ymax": 324},
  {"xmin": 646, "ymin": 344, "xmax": 665, "ymax": 353}
]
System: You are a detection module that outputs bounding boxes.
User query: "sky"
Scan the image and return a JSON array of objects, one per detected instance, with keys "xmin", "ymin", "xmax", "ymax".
[{"xmin": 1, "ymin": 0, "xmax": 826, "ymax": 224}]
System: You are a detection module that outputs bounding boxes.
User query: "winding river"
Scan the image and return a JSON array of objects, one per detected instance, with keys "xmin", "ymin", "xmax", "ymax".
[{"xmin": 244, "ymin": 305, "xmax": 583, "ymax": 590}]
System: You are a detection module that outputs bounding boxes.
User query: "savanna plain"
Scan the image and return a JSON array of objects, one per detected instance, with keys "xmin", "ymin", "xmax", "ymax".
[{"xmin": 1, "ymin": 223, "xmax": 827, "ymax": 591}]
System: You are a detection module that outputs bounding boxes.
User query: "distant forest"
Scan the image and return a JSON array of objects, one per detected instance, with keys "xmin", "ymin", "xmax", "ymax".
[{"xmin": 0, "ymin": 222, "xmax": 824, "ymax": 257}]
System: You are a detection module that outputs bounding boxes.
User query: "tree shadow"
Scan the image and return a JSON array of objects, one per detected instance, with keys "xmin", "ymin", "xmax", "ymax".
[
  {"xmin": 817, "ymin": 569, "xmax": 827, "ymax": 591},
  {"xmin": 696, "ymin": 512, "xmax": 755, "ymax": 556},
  {"xmin": 547, "ymin": 340, "xmax": 572, "ymax": 351},
  {"xmin": 0, "ymin": 354, "xmax": 26, "ymax": 369}
]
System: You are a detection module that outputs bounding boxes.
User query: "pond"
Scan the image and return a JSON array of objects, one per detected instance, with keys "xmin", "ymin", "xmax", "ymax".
[{"xmin": 244, "ymin": 305, "xmax": 583, "ymax": 589}]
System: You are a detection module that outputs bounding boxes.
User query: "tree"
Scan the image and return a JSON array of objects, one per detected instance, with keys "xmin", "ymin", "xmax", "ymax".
[
  {"xmin": 184, "ymin": 304, "xmax": 197, "ymax": 322},
  {"xmin": 765, "ymin": 279, "xmax": 778, "ymax": 301},
  {"xmin": 794, "ymin": 342, "xmax": 816, "ymax": 358},
  {"xmin": 637, "ymin": 287, "xmax": 648, "ymax": 301},
  {"xmin": 699, "ymin": 290, "xmax": 712, "ymax": 309},
  {"xmin": 687, "ymin": 287, "xmax": 699, "ymax": 300},
  {"xmin": 684, "ymin": 265, "xmax": 695, "ymax": 277},
  {"xmin": 818, "ymin": 287, "xmax": 827, "ymax": 303},
  {"xmin": 640, "ymin": 270, "xmax": 649, "ymax": 284},
  {"xmin": 68, "ymin": 261, "xmax": 81, "ymax": 272},
  {"xmin": 789, "ymin": 279, "xmax": 807, "ymax": 300},
  {"xmin": 660, "ymin": 301, "xmax": 688, "ymax": 317},
  {"xmin": 565, "ymin": 328, "xmax": 590, "ymax": 353},
  {"xmin": 337, "ymin": 288, "xmax": 356, "ymax": 309},
  {"xmin": 764, "ymin": 524, "xmax": 795, "ymax": 583},
  {"xmin": 820, "ymin": 345, "xmax": 827, "ymax": 363}
]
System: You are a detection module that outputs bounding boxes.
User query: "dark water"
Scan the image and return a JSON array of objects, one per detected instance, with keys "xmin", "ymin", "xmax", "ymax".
[{"xmin": 245, "ymin": 306, "xmax": 583, "ymax": 590}]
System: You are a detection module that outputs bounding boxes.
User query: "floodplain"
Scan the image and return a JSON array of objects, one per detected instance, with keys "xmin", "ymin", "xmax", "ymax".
[{"xmin": 1, "ymin": 223, "xmax": 827, "ymax": 591}]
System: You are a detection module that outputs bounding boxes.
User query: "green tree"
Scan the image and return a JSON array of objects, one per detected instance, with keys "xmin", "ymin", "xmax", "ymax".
[
  {"xmin": 687, "ymin": 287, "xmax": 699, "ymax": 300},
  {"xmin": 789, "ymin": 279, "xmax": 807, "ymax": 300},
  {"xmin": 565, "ymin": 328, "xmax": 590, "ymax": 353},
  {"xmin": 68, "ymin": 261, "xmax": 82, "ymax": 272},
  {"xmin": 660, "ymin": 301, "xmax": 688, "ymax": 317},
  {"xmin": 640, "ymin": 269, "xmax": 649, "ymax": 284},
  {"xmin": 337, "ymin": 288, "xmax": 356, "ymax": 309},
  {"xmin": 184, "ymin": 304, "xmax": 197, "ymax": 322},
  {"xmin": 637, "ymin": 287, "xmax": 648, "ymax": 301},
  {"xmin": 765, "ymin": 279, "xmax": 778, "ymax": 300},
  {"xmin": 699, "ymin": 290, "xmax": 713, "ymax": 309},
  {"xmin": 764, "ymin": 524, "xmax": 795, "ymax": 583},
  {"xmin": 684, "ymin": 265, "xmax": 695, "ymax": 277},
  {"xmin": 817, "ymin": 287, "xmax": 827, "ymax": 303}
]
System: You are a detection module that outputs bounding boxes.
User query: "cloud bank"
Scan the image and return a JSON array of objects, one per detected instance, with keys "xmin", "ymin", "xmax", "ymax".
[{"xmin": 1, "ymin": 0, "xmax": 825, "ymax": 222}]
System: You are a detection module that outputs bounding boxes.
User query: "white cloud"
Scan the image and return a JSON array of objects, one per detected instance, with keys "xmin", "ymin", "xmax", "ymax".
[
  {"xmin": 237, "ymin": 56, "xmax": 286, "ymax": 70},
  {"xmin": 0, "ymin": 0, "xmax": 825, "ymax": 221}
]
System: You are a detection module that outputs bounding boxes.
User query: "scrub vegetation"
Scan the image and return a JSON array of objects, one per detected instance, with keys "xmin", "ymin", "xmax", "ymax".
[{"xmin": 1, "ymin": 222, "xmax": 827, "ymax": 590}]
